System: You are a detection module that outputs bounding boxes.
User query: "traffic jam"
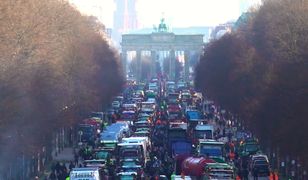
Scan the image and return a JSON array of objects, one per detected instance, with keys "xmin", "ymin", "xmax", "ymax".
[{"xmin": 71, "ymin": 76, "xmax": 273, "ymax": 180}]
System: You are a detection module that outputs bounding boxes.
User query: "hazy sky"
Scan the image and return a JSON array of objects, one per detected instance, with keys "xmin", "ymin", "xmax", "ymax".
[{"xmin": 70, "ymin": 0, "xmax": 260, "ymax": 28}]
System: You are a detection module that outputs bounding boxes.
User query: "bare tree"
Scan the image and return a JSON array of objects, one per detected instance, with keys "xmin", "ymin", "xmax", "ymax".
[
  {"xmin": 195, "ymin": 0, "xmax": 308, "ymax": 166},
  {"xmin": 0, "ymin": 0, "xmax": 124, "ymax": 164}
]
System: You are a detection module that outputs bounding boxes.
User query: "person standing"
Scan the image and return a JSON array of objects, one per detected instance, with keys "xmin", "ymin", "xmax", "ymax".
[
  {"xmin": 55, "ymin": 162, "xmax": 61, "ymax": 175},
  {"xmin": 242, "ymin": 168, "xmax": 249, "ymax": 180},
  {"xmin": 171, "ymin": 172, "xmax": 176, "ymax": 180},
  {"xmin": 74, "ymin": 152, "xmax": 79, "ymax": 166},
  {"xmin": 49, "ymin": 170, "xmax": 57, "ymax": 180},
  {"xmin": 69, "ymin": 161, "xmax": 75, "ymax": 172}
]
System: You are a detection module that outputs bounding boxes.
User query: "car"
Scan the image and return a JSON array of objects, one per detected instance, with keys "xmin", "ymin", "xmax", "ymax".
[
  {"xmin": 145, "ymin": 90, "xmax": 157, "ymax": 99},
  {"xmin": 173, "ymin": 175, "xmax": 192, "ymax": 180},
  {"xmin": 84, "ymin": 159, "xmax": 106, "ymax": 168},
  {"xmin": 120, "ymin": 110, "xmax": 137, "ymax": 125},
  {"xmin": 112, "ymin": 101, "xmax": 121, "ymax": 109},
  {"xmin": 148, "ymin": 82, "xmax": 158, "ymax": 91},
  {"xmin": 133, "ymin": 130, "xmax": 150, "ymax": 137},
  {"xmin": 150, "ymin": 78, "xmax": 158, "ymax": 83},
  {"xmin": 138, "ymin": 113, "xmax": 151, "ymax": 118},
  {"xmin": 114, "ymin": 96, "xmax": 124, "ymax": 103},
  {"xmin": 90, "ymin": 112, "xmax": 104, "ymax": 120},
  {"xmin": 93, "ymin": 149, "xmax": 111, "ymax": 163},
  {"xmin": 83, "ymin": 118, "xmax": 102, "ymax": 131},
  {"xmin": 239, "ymin": 138, "xmax": 260, "ymax": 156},
  {"xmin": 134, "ymin": 90, "xmax": 144, "ymax": 98},
  {"xmin": 116, "ymin": 172, "xmax": 138, "ymax": 180},
  {"xmin": 252, "ymin": 160, "xmax": 271, "ymax": 177},
  {"xmin": 122, "ymin": 103, "xmax": 138, "ymax": 112},
  {"xmin": 135, "ymin": 127, "xmax": 151, "ymax": 133},
  {"xmin": 158, "ymin": 175, "xmax": 168, "ymax": 180},
  {"xmin": 249, "ymin": 154, "xmax": 269, "ymax": 170},
  {"xmin": 180, "ymin": 92, "xmax": 192, "ymax": 104},
  {"xmin": 166, "ymin": 81, "xmax": 176, "ymax": 91},
  {"xmin": 106, "ymin": 108, "xmax": 116, "ymax": 116},
  {"xmin": 134, "ymin": 120, "xmax": 152, "ymax": 128},
  {"xmin": 250, "ymin": 155, "xmax": 270, "ymax": 176},
  {"xmin": 120, "ymin": 159, "xmax": 142, "ymax": 169}
]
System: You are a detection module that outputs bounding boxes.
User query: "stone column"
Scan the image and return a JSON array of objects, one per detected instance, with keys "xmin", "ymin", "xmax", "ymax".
[
  {"xmin": 169, "ymin": 49, "xmax": 175, "ymax": 81},
  {"xmin": 136, "ymin": 50, "xmax": 142, "ymax": 82},
  {"xmin": 184, "ymin": 50, "xmax": 190, "ymax": 81},
  {"xmin": 121, "ymin": 50, "xmax": 127, "ymax": 76},
  {"xmin": 151, "ymin": 50, "xmax": 157, "ymax": 78}
]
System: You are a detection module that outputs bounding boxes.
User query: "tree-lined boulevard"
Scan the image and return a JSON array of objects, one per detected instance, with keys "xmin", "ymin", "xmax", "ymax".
[{"xmin": 0, "ymin": 0, "xmax": 307, "ymax": 179}]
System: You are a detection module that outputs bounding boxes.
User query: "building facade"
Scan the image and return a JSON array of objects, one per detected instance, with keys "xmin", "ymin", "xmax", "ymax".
[{"xmin": 121, "ymin": 20, "xmax": 204, "ymax": 81}]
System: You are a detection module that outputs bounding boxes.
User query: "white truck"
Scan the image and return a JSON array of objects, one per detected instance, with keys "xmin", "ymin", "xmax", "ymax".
[
  {"xmin": 117, "ymin": 142, "xmax": 147, "ymax": 166},
  {"xmin": 122, "ymin": 137, "xmax": 150, "ymax": 157}
]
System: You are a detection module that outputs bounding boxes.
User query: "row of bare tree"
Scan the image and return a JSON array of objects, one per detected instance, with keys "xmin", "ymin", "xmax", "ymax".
[
  {"xmin": 0, "ymin": 0, "xmax": 123, "ymax": 165},
  {"xmin": 195, "ymin": 0, "xmax": 308, "ymax": 166}
]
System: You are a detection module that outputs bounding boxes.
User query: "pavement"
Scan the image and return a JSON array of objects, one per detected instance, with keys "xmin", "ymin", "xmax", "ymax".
[
  {"xmin": 40, "ymin": 147, "xmax": 75, "ymax": 179},
  {"xmin": 52, "ymin": 147, "xmax": 75, "ymax": 162}
]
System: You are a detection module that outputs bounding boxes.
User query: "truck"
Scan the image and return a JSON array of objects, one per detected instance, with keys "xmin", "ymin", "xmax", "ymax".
[
  {"xmin": 181, "ymin": 156, "xmax": 215, "ymax": 178},
  {"xmin": 117, "ymin": 142, "xmax": 147, "ymax": 166},
  {"xmin": 90, "ymin": 112, "xmax": 105, "ymax": 121},
  {"xmin": 185, "ymin": 109, "xmax": 203, "ymax": 129},
  {"xmin": 99, "ymin": 122, "xmax": 130, "ymax": 153},
  {"xmin": 168, "ymin": 122, "xmax": 192, "ymax": 157},
  {"xmin": 120, "ymin": 110, "xmax": 137, "ymax": 125},
  {"xmin": 167, "ymin": 92, "xmax": 180, "ymax": 104},
  {"xmin": 180, "ymin": 157, "xmax": 235, "ymax": 179},
  {"xmin": 198, "ymin": 139, "xmax": 225, "ymax": 163},
  {"xmin": 99, "ymin": 131, "xmax": 120, "ymax": 153},
  {"xmin": 77, "ymin": 124, "xmax": 96, "ymax": 145},
  {"xmin": 148, "ymin": 82, "xmax": 158, "ymax": 91},
  {"xmin": 145, "ymin": 90, "xmax": 156, "ymax": 100},
  {"xmin": 239, "ymin": 138, "xmax": 260, "ymax": 157},
  {"xmin": 176, "ymin": 81, "xmax": 187, "ymax": 91},
  {"xmin": 166, "ymin": 81, "xmax": 176, "ymax": 92},
  {"xmin": 192, "ymin": 124, "xmax": 214, "ymax": 145},
  {"xmin": 82, "ymin": 118, "xmax": 102, "ymax": 132},
  {"xmin": 180, "ymin": 91, "xmax": 192, "ymax": 106},
  {"xmin": 122, "ymin": 137, "xmax": 150, "ymax": 158},
  {"xmin": 204, "ymin": 163, "xmax": 235, "ymax": 180},
  {"xmin": 70, "ymin": 167, "xmax": 101, "ymax": 180},
  {"xmin": 175, "ymin": 154, "xmax": 191, "ymax": 175},
  {"xmin": 140, "ymin": 101, "xmax": 156, "ymax": 115}
]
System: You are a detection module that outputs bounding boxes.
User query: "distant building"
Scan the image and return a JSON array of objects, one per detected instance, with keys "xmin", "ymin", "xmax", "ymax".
[
  {"xmin": 129, "ymin": 26, "xmax": 212, "ymax": 43},
  {"xmin": 210, "ymin": 22, "xmax": 234, "ymax": 40},
  {"xmin": 113, "ymin": 0, "xmax": 138, "ymax": 47},
  {"xmin": 105, "ymin": 28, "xmax": 112, "ymax": 39},
  {"xmin": 103, "ymin": 28, "xmax": 113, "ymax": 45},
  {"xmin": 239, "ymin": 0, "xmax": 260, "ymax": 14}
]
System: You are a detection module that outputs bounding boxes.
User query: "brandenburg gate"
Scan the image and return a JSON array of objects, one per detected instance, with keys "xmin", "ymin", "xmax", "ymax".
[{"xmin": 121, "ymin": 19, "xmax": 204, "ymax": 81}]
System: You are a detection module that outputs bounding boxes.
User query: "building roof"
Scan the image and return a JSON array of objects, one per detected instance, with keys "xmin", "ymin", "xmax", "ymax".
[{"xmin": 128, "ymin": 26, "xmax": 210, "ymax": 35}]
